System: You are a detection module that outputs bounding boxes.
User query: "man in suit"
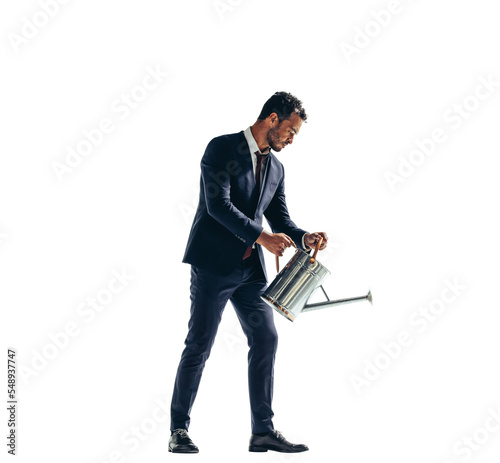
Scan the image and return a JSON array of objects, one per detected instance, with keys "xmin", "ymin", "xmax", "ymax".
[{"xmin": 169, "ymin": 91, "xmax": 328, "ymax": 453}]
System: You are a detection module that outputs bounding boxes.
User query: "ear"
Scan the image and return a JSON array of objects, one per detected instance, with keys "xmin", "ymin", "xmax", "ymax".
[{"xmin": 268, "ymin": 112, "xmax": 279, "ymax": 126}]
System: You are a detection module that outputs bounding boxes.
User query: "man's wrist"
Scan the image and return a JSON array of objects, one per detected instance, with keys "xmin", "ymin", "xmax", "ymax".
[
  {"xmin": 302, "ymin": 233, "xmax": 310, "ymax": 250},
  {"xmin": 256, "ymin": 229, "xmax": 269, "ymax": 246}
]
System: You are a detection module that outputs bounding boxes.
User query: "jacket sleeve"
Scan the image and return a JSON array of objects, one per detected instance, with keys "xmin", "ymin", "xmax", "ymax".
[
  {"xmin": 201, "ymin": 138, "xmax": 264, "ymax": 246},
  {"xmin": 263, "ymin": 168, "xmax": 309, "ymax": 250}
]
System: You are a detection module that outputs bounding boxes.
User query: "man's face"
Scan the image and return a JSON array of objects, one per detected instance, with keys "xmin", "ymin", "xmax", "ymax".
[{"xmin": 266, "ymin": 112, "xmax": 303, "ymax": 152}]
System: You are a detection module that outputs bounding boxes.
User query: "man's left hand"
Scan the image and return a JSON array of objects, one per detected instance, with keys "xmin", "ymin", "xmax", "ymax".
[{"xmin": 304, "ymin": 232, "xmax": 328, "ymax": 250}]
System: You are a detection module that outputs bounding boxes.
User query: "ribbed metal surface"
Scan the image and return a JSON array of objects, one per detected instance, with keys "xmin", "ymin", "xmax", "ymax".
[{"xmin": 261, "ymin": 249, "xmax": 330, "ymax": 322}]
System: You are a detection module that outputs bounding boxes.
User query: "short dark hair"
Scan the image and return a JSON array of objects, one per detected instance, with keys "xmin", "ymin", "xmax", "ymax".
[{"xmin": 257, "ymin": 91, "xmax": 308, "ymax": 123}]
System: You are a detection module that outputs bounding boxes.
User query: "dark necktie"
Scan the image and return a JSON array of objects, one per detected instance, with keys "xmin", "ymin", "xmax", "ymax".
[
  {"xmin": 254, "ymin": 153, "xmax": 266, "ymax": 190},
  {"xmin": 243, "ymin": 152, "xmax": 267, "ymax": 259}
]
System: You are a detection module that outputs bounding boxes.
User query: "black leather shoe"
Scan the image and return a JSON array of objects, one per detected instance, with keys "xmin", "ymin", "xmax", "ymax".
[
  {"xmin": 249, "ymin": 430, "xmax": 309, "ymax": 453},
  {"xmin": 168, "ymin": 429, "xmax": 199, "ymax": 453}
]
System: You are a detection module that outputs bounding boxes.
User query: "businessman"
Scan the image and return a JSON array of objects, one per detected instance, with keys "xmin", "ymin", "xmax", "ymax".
[{"xmin": 169, "ymin": 91, "xmax": 328, "ymax": 453}]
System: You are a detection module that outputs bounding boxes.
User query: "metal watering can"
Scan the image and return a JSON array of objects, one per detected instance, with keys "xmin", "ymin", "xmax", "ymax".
[{"xmin": 261, "ymin": 237, "xmax": 372, "ymax": 322}]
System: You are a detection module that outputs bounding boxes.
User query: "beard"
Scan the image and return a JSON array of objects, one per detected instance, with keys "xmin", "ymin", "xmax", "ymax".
[{"xmin": 266, "ymin": 125, "xmax": 284, "ymax": 152}]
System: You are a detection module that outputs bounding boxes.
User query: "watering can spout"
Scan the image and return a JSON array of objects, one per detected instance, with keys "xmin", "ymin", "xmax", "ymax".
[{"xmin": 301, "ymin": 287, "xmax": 373, "ymax": 313}]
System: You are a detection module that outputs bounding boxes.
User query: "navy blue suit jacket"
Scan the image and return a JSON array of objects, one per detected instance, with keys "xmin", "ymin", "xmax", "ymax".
[{"xmin": 183, "ymin": 130, "xmax": 308, "ymax": 279}]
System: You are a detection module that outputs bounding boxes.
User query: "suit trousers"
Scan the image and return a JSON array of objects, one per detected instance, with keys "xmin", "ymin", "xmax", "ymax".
[{"xmin": 170, "ymin": 250, "xmax": 278, "ymax": 434}]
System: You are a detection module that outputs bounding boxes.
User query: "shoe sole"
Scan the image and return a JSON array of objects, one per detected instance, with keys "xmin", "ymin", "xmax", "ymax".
[
  {"xmin": 249, "ymin": 446, "xmax": 268, "ymax": 452},
  {"xmin": 168, "ymin": 446, "xmax": 199, "ymax": 453},
  {"xmin": 249, "ymin": 446, "xmax": 309, "ymax": 453}
]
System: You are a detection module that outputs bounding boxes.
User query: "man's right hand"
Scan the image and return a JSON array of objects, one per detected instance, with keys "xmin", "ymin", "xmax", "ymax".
[{"xmin": 256, "ymin": 230, "xmax": 295, "ymax": 257}]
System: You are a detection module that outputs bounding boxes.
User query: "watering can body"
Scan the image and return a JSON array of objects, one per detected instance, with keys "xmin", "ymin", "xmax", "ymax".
[{"xmin": 261, "ymin": 248, "xmax": 330, "ymax": 322}]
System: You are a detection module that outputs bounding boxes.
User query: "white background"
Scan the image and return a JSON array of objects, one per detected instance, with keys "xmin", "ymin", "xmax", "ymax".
[{"xmin": 1, "ymin": 1, "xmax": 500, "ymax": 462}]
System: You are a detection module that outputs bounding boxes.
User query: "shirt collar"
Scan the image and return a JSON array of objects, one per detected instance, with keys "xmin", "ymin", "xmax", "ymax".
[{"xmin": 243, "ymin": 126, "xmax": 270, "ymax": 156}]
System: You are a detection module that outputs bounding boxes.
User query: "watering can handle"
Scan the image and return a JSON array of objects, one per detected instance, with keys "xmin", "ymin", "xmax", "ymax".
[
  {"xmin": 309, "ymin": 237, "xmax": 323, "ymax": 264},
  {"xmin": 275, "ymin": 236, "xmax": 323, "ymax": 273}
]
